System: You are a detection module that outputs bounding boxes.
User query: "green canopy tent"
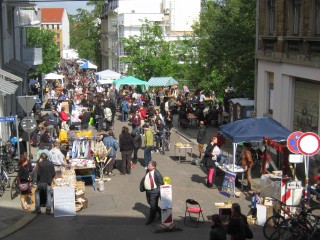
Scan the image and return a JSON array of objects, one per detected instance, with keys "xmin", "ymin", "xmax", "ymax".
[
  {"xmin": 113, "ymin": 76, "xmax": 147, "ymax": 91},
  {"xmin": 146, "ymin": 77, "xmax": 178, "ymax": 87}
]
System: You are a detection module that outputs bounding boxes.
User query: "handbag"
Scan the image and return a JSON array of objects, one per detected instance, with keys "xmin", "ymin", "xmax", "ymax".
[{"xmin": 19, "ymin": 183, "xmax": 30, "ymax": 191}]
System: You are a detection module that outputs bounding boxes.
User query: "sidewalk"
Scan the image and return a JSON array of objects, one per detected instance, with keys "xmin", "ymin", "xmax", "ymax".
[{"xmin": 0, "ymin": 113, "xmax": 265, "ymax": 239}]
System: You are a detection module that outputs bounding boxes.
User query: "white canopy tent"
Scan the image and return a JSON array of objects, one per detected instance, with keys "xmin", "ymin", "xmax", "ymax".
[
  {"xmin": 79, "ymin": 61, "xmax": 97, "ymax": 70},
  {"xmin": 95, "ymin": 69, "xmax": 121, "ymax": 84},
  {"xmin": 44, "ymin": 73, "xmax": 65, "ymax": 87}
]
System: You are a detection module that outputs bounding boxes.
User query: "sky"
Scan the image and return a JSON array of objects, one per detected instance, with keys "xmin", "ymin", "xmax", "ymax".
[{"xmin": 36, "ymin": 1, "xmax": 94, "ymax": 15}]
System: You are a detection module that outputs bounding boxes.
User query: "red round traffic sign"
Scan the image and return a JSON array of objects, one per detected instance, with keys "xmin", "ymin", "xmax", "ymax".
[
  {"xmin": 297, "ymin": 132, "xmax": 320, "ymax": 156},
  {"xmin": 287, "ymin": 131, "xmax": 303, "ymax": 154}
]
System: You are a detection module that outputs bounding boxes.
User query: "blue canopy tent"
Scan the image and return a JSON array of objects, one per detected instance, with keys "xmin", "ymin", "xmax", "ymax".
[
  {"xmin": 219, "ymin": 117, "xmax": 292, "ymax": 170},
  {"xmin": 79, "ymin": 61, "xmax": 97, "ymax": 70},
  {"xmin": 146, "ymin": 77, "xmax": 178, "ymax": 87}
]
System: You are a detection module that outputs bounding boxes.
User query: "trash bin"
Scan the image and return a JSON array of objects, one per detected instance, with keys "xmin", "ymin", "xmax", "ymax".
[{"xmin": 235, "ymin": 99, "xmax": 254, "ymax": 121}]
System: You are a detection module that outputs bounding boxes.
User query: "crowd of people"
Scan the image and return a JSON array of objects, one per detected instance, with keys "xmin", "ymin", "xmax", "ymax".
[{"xmin": 13, "ymin": 59, "xmax": 265, "ymax": 238}]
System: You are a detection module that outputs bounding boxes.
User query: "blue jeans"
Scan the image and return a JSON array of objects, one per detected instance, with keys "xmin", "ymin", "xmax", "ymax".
[
  {"xmin": 122, "ymin": 111, "xmax": 128, "ymax": 122},
  {"xmin": 133, "ymin": 125, "xmax": 141, "ymax": 134},
  {"xmin": 35, "ymin": 184, "xmax": 52, "ymax": 211},
  {"xmin": 144, "ymin": 146, "xmax": 153, "ymax": 167}
]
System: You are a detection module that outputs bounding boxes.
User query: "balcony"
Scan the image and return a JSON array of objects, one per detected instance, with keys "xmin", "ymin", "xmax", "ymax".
[{"xmin": 22, "ymin": 47, "xmax": 42, "ymax": 66}]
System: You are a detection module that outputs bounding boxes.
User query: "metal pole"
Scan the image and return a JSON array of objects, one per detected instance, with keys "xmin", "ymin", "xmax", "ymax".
[{"xmin": 16, "ymin": 115, "xmax": 20, "ymax": 158}]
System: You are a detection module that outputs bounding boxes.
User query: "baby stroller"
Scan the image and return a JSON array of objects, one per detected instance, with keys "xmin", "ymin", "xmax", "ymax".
[{"xmin": 160, "ymin": 128, "xmax": 171, "ymax": 155}]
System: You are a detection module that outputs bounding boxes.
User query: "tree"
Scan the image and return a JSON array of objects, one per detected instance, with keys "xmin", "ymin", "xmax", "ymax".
[
  {"xmin": 26, "ymin": 28, "xmax": 60, "ymax": 75},
  {"xmin": 69, "ymin": 0, "xmax": 104, "ymax": 65},
  {"xmin": 192, "ymin": 0, "xmax": 256, "ymax": 97},
  {"xmin": 121, "ymin": 20, "xmax": 180, "ymax": 81}
]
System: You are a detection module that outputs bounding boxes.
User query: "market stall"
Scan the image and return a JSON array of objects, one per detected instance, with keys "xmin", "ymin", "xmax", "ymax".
[
  {"xmin": 95, "ymin": 69, "xmax": 121, "ymax": 85},
  {"xmin": 146, "ymin": 77, "xmax": 178, "ymax": 87},
  {"xmin": 79, "ymin": 61, "xmax": 97, "ymax": 70},
  {"xmin": 113, "ymin": 76, "xmax": 147, "ymax": 91}
]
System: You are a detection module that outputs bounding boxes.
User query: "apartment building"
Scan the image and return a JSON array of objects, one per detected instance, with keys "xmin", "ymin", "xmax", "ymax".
[
  {"xmin": 40, "ymin": 8, "xmax": 70, "ymax": 56},
  {"xmin": 101, "ymin": 0, "xmax": 201, "ymax": 73},
  {"xmin": 256, "ymin": 0, "xmax": 320, "ymax": 137}
]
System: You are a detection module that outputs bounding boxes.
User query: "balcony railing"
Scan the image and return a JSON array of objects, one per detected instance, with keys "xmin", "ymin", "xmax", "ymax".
[
  {"xmin": 309, "ymin": 41, "xmax": 320, "ymax": 57},
  {"xmin": 23, "ymin": 47, "xmax": 42, "ymax": 65},
  {"xmin": 287, "ymin": 40, "xmax": 299, "ymax": 55}
]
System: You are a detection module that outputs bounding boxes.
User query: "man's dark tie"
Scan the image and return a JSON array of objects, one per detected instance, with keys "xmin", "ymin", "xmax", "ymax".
[{"xmin": 149, "ymin": 172, "xmax": 154, "ymax": 189}]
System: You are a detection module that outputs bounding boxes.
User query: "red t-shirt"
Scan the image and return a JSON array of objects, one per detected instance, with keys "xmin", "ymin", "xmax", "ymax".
[
  {"xmin": 60, "ymin": 111, "xmax": 69, "ymax": 122},
  {"xmin": 139, "ymin": 108, "xmax": 147, "ymax": 120}
]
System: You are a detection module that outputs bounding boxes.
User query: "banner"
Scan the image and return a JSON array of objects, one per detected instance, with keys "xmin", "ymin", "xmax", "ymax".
[{"xmin": 220, "ymin": 171, "xmax": 236, "ymax": 198}]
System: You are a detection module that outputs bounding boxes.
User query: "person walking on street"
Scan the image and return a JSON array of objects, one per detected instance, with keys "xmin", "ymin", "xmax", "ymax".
[
  {"xmin": 33, "ymin": 153, "xmax": 56, "ymax": 215},
  {"xmin": 119, "ymin": 126, "xmax": 134, "ymax": 175},
  {"xmin": 121, "ymin": 97, "xmax": 129, "ymax": 122},
  {"xmin": 197, "ymin": 121, "xmax": 206, "ymax": 159},
  {"xmin": 143, "ymin": 124, "xmax": 154, "ymax": 168},
  {"xmin": 210, "ymin": 214, "xmax": 227, "ymax": 240},
  {"xmin": 102, "ymin": 130, "xmax": 119, "ymax": 176},
  {"xmin": 140, "ymin": 161, "xmax": 164, "ymax": 225},
  {"xmin": 132, "ymin": 130, "xmax": 142, "ymax": 164},
  {"xmin": 203, "ymin": 136, "xmax": 220, "ymax": 189},
  {"xmin": 18, "ymin": 157, "xmax": 32, "ymax": 210}
]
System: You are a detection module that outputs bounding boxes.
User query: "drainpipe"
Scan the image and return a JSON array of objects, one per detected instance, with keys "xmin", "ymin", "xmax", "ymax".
[{"xmin": 254, "ymin": 0, "xmax": 259, "ymax": 117}]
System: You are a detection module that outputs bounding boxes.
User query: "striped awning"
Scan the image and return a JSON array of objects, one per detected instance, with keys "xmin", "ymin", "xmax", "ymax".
[
  {"xmin": 147, "ymin": 77, "xmax": 178, "ymax": 87},
  {"xmin": 0, "ymin": 69, "xmax": 23, "ymax": 82},
  {"xmin": 0, "ymin": 78, "xmax": 18, "ymax": 94}
]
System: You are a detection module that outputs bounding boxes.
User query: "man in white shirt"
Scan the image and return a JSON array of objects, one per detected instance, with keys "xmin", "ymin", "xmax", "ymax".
[
  {"xmin": 199, "ymin": 91, "xmax": 206, "ymax": 102},
  {"xmin": 140, "ymin": 161, "xmax": 164, "ymax": 225},
  {"xmin": 49, "ymin": 142, "xmax": 67, "ymax": 171}
]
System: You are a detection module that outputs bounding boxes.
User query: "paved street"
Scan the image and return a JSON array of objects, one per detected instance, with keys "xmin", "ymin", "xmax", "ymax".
[{"xmin": 0, "ymin": 113, "xmax": 265, "ymax": 240}]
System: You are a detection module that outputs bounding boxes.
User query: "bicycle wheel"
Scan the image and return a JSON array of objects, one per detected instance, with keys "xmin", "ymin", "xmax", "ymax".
[
  {"xmin": 10, "ymin": 177, "xmax": 20, "ymax": 200},
  {"xmin": 7, "ymin": 163, "xmax": 15, "ymax": 174},
  {"xmin": 263, "ymin": 215, "xmax": 286, "ymax": 240}
]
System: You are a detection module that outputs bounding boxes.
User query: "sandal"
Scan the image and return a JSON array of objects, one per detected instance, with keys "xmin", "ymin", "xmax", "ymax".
[{"xmin": 21, "ymin": 204, "xmax": 28, "ymax": 210}]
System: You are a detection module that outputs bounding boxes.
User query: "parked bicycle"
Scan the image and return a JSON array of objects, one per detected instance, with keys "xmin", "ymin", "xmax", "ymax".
[
  {"xmin": 0, "ymin": 159, "xmax": 11, "ymax": 197},
  {"xmin": 263, "ymin": 196, "xmax": 320, "ymax": 240}
]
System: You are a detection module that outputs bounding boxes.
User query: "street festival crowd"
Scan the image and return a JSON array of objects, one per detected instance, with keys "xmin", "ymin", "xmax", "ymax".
[{"xmin": 13, "ymin": 60, "xmax": 320, "ymax": 239}]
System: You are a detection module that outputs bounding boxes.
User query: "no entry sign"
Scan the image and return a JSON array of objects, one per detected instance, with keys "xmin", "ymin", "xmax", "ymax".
[{"xmin": 297, "ymin": 132, "xmax": 320, "ymax": 156}]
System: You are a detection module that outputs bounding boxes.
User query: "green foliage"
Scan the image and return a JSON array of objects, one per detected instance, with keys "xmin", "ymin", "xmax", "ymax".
[
  {"xmin": 69, "ymin": 1, "xmax": 103, "ymax": 65},
  {"xmin": 26, "ymin": 28, "xmax": 60, "ymax": 75},
  {"xmin": 121, "ymin": 20, "xmax": 180, "ymax": 81},
  {"xmin": 192, "ymin": 0, "xmax": 256, "ymax": 98}
]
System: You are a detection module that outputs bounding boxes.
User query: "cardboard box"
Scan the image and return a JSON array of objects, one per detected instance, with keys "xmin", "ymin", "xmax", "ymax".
[{"xmin": 256, "ymin": 204, "xmax": 273, "ymax": 226}]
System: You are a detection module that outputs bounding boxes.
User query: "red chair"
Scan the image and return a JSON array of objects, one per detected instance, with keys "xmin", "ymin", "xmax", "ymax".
[{"xmin": 184, "ymin": 199, "xmax": 205, "ymax": 227}]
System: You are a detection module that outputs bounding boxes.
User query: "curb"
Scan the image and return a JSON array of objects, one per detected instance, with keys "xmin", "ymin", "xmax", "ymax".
[{"xmin": 0, "ymin": 213, "xmax": 37, "ymax": 239}]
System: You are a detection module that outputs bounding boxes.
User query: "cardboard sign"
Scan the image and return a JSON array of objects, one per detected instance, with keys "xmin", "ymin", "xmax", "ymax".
[{"xmin": 53, "ymin": 187, "xmax": 76, "ymax": 217}]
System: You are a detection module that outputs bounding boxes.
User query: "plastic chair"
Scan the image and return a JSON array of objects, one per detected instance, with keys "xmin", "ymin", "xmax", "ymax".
[{"xmin": 184, "ymin": 199, "xmax": 205, "ymax": 227}]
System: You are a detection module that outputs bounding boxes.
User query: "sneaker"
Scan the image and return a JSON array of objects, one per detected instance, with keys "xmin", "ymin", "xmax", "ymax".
[{"xmin": 32, "ymin": 209, "xmax": 41, "ymax": 214}]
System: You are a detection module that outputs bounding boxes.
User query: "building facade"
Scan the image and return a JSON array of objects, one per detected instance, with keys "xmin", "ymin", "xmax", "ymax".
[
  {"xmin": 0, "ymin": 1, "xmax": 42, "ymax": 141},
  {"xmin": 256, "ymin": 0, "xmax": 320, "ymax": 136},
  {"xmin": 101, "ymin": 0, "xmax": 201, "ymax": 73},
  {"xmin": 255, "ymin": 0, "xmax": 320, "ymax": 174},
  {"xmin": 40, "ymin": 8, "xmax": 70, "ymax": 57}
]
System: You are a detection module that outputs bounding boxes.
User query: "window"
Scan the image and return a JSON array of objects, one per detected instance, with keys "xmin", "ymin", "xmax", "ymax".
[
  {"xmin": 292, "ymin": 0, "xmax": 302, "ymax": 35},
  {"xmin": 268, "ymin": 72, "xmax": 274, "ymax": 115},
  {"xmin": 316, "ymin": 0, "xmax": 320, "ymax": 34},
  {"xmin": 267, "ymin": 0, "xmax": 276, "ymax": 35},
  {"xmin": 6, "ymin": 6, "xmax": 13, "ymax": 36}
]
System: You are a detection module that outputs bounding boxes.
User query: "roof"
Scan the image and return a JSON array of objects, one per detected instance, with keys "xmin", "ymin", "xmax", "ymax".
[
  {"xmin": 219, "ymin": 117, "xmax": 292, "ymax": 143},
  {"xmin": 0, "ymin": 78, "xmax": 18, "ymax": 95},
  {"xmin": 147, "ymin": 77, "xmax": 178, "ymax": 87},
  {"xmin": 229, "ymin": 98, "xmax": 254, "ymax": 107},
  {"xmin": 41, "ymin": 8, "xmax": 64, "ymax": 23}
]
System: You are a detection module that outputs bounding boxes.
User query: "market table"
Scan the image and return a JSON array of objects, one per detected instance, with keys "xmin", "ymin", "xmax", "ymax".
[
  {"xmin": 215, "ymin": 163, "xmax": 245, "ymax": 192},
  {"xmin": 174, "ymin": 143, "xmax": 193, "ymax": 163},
  {"xmin": 70, "ymin": 159, "xmax": 96, "ymax": 191}
]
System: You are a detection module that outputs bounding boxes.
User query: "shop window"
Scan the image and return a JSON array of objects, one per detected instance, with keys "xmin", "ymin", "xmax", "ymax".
[{"xmin": 293, "ymin": 80, "xmax": 319, "ymax": 134}]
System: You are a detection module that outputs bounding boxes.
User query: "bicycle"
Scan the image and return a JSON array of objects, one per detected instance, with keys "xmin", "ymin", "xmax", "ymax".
[
  {"xmin": 263, "ymin": 196, "xmax": 318, "ymax": 240},
  {"xmin": 0, "ymin": 160, "xmax": 11, "ymax": 197}
]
